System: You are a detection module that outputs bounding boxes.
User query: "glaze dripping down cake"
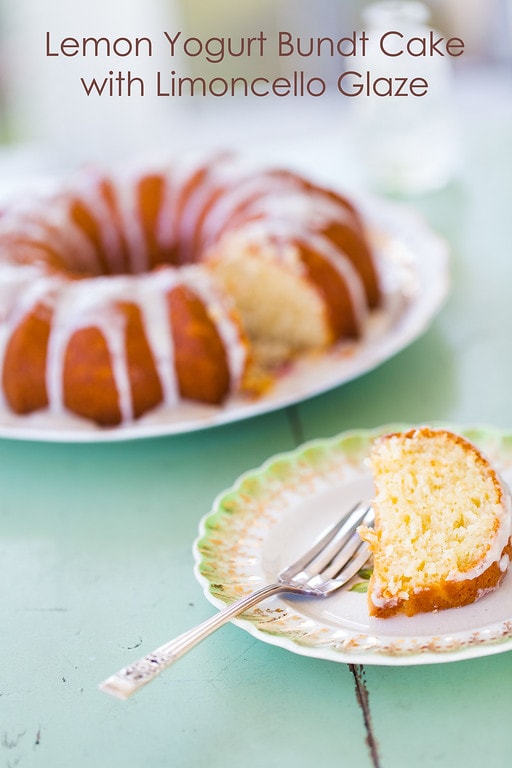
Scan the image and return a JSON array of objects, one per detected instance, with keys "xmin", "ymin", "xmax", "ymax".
[
  {"xmin": 0, "ymin": 156, "xmax": 380, "ymax": 427},
  {"xmin": 358, "ymin": 427, "xmax": 512, "ymax": 618}
]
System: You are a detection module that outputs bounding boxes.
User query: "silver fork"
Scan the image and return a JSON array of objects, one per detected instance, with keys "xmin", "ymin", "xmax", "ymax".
[{"xmin": 100, "ymin": 501, "xmax": 374, "ymax": 700}]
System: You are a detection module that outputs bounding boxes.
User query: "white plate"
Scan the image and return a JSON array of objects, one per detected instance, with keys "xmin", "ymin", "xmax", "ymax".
[
  {"xmin": 194, "ymin": 426, "xmax": 512, "ymax": 665},
  {"xmin": 0, "ymin": 196, "xmax": 448, "ymax": 442}
]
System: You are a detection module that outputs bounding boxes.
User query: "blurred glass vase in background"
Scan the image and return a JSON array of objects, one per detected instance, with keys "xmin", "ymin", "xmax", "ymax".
[{"xmin": 350, "ymin": 1, "xmax": 460, "ymax": 195}]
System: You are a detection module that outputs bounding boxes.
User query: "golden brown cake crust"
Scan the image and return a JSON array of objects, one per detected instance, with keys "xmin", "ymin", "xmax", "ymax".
[
  {"xmin": 63, "ymin": 326, "xmax": 123, "ymax": 426},
  {"xmin": 298, "ymin": 241, "xmax": 359, "ymax": 339},
  {"xmin": 368, "ymin": 539, "xmax": 512, "ymax": 618},
  {"xmin": 169, "ymin": 284, "xmax": 231, "ymax": 405},
  {"xmin": 2, "ymin": 302, "xmax": 51, "ymax": 414}
]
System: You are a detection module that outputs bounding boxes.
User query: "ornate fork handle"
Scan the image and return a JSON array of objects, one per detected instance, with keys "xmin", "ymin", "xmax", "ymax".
[
  {"xmin": 100, "ymin": 582, "xmax": 297, "ymax": 700},
  {"xmin": 100, "ymin": 503, "xmax": 371, "ymax": 700}
]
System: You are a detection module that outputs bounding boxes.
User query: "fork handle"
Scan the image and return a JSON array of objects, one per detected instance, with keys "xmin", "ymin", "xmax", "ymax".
[{"xmin": 99, "ymin": 582, "xmax": 290, "ymax": 699}]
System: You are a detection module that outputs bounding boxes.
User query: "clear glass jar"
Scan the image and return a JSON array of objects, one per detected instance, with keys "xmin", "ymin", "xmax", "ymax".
[{"xmin": 350, "ymin": 1, "xmax": 460, "ymax": 195}]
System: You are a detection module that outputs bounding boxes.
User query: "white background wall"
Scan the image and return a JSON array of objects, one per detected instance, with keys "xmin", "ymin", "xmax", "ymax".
[
  {"xmin": 0, "ymin": 0, "xmax": 183, "ymax": 156},
  {"xmin": 0, "ymin": 0, "xmax": 509, "ymax": 158}
]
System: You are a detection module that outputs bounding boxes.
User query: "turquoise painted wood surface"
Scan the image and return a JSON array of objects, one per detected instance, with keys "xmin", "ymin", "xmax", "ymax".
[{"xmin": 1, "ymin": 90, "xmax": 512, "ymax": 768}]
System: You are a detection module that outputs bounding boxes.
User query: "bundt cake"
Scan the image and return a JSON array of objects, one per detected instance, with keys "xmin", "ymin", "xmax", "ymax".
[
  {"xmin": 0, "ymin": 156, "xmax": 380, "ymax": 427},
  {"xmin": 358, "ymin": 427, "xmax": 512, "ymax": 618}
]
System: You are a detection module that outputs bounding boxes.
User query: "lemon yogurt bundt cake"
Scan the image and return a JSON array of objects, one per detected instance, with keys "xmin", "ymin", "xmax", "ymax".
[
  {"xmin": 359, "ymin": 427, "xmax": 512, "ymax": 618},
  {"xmin": 0, "ymin": 156, "xmax": 380, "ymax": 427}
]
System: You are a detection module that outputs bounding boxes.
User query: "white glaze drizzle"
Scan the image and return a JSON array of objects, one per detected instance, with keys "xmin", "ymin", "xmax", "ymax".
[
  {"xmin": 199, "ymin": 173, "xmax": 286, "ymax": 248},
  {"xmin": 155, "ymin": 156, "xmax": 218, "ymax": 259},
  {"xmin": 0, "ymin": 261, "xmax": 247, "ymax": 421},
  {"xmin": 135, "ymin": 269, "xmax": 180, "ymax": 406},
  {"xmin": 155, "ymin": 169, "xmax": 178, "ymax": 256},
  {"xmin": 299, "ymin": 232, "xmax": 368, "ymax": 333},
  {"xmin": 239, "ymin": 187, "xmax": 355, "ymax": 230},
  {"xmin": 445, "ymin": 479, "xmax": 512, "ymax": 582},
  {"xmin": 65, "ymin": 172, "xmax": 127, "ymax": 274},
  {"xmin": 178, "ymin": 167, "xmax": 225, "ymax": 262},
  {"xmin": 198, "ymin": 172, "xmax": 357, "ymax": 254},
  {"xmin": 181, "ymin": 265, "xmax": 247, "ymax": 391},
  {"xmin": 115, "ymin": 175, "xmax": 150, "ymax": 274},
  {"xmin": 45, "ymin": 277, "xmax": 133, "ymax": 420},
  {"xmin": 0, "ymin": 198, "xmax": 101, "ymax": 275}
]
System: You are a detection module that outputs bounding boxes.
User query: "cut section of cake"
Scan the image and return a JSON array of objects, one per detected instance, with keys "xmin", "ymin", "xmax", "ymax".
[{"xmin": 358, "ymin": 427, "xmax": 512, "ymax": 618}]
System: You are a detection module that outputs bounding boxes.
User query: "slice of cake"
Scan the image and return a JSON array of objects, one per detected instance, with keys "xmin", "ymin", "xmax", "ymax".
[{"xmin": 358, "ymin": 427, "xmax": 512, "ymax": 618}]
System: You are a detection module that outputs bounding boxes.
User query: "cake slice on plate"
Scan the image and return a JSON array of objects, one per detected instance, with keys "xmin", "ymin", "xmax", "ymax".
[{"xmin": 358, "ymin": 427, "xmax": 512, "ymax": 618}]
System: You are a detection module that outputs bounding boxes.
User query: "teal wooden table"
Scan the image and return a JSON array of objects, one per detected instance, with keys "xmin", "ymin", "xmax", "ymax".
[{"xmin": 1, "ymin": 79, "xmax": 512, "ymax": 768}]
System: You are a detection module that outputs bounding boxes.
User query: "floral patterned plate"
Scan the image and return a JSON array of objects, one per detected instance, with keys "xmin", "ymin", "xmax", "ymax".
[{"xmin": 194, "ymin": 425, "xmax": 512, "ymax": 666}]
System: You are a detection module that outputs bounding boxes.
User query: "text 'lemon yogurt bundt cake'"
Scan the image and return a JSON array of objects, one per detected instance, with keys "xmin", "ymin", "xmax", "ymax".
[
  {"xmin": 0, "ymin": 156, "xmax": 380, "ymax": 427},
  {"xmin": 358, "ymin": 427, "xmax": 512, "ymax": 618}
]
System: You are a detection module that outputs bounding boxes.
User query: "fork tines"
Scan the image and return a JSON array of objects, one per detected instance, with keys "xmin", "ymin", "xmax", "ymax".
[{"xmin": 280, "ymin": 501, "xmax": 373, "ymax": 584}]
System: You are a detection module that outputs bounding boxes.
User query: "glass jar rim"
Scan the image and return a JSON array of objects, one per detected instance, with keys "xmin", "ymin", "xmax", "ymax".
[{"xmin": 362, "ymin": 1, "xmax": 431, "ymax": 28}]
